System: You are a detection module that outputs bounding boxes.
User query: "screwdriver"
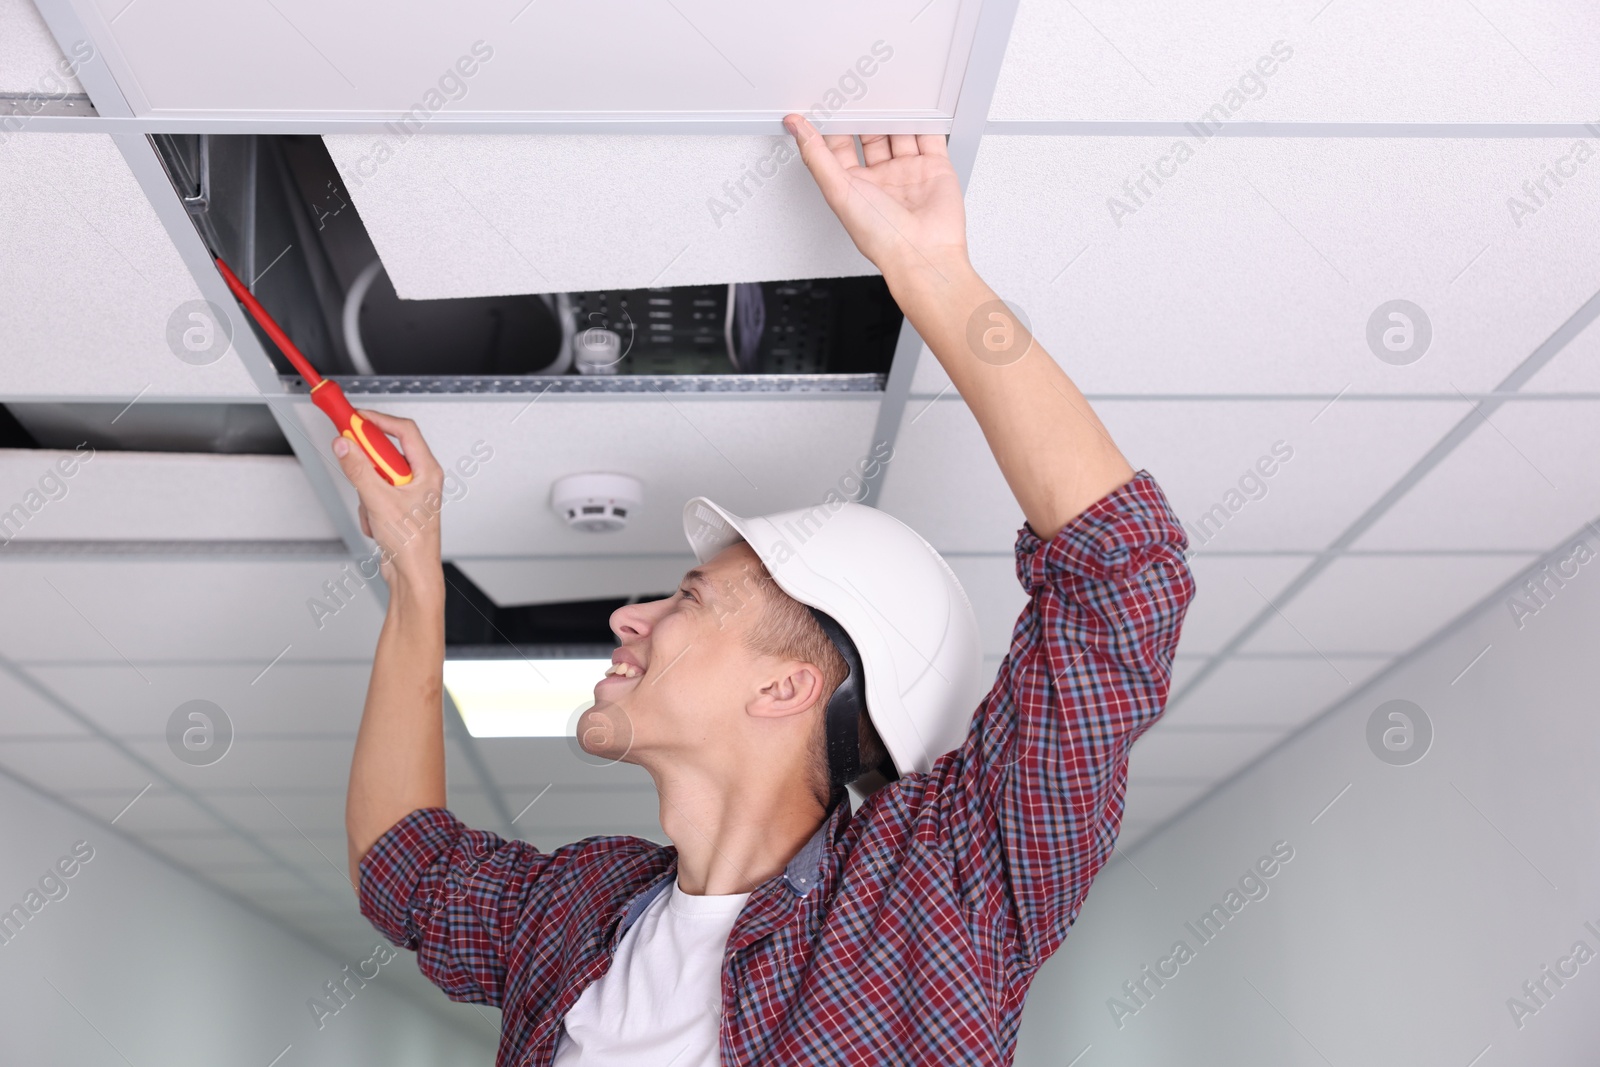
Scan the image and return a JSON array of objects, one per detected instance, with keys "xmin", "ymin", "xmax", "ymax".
[{"xmin": 214, "ymin": 257, "xmax": 412, "ymax": 486}]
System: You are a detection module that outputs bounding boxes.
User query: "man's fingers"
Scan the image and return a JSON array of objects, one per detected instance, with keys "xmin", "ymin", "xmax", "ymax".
[
  {"xmin": 358, "ymin": 502, "xmax": 373, "ymax": 540},
  {"xmin": 916, "ymin": 133, "xmax": 950, "ymax": 158},
  {"xmin": 353, "ymin": 408, "xmax": 438, "ymax": 472},
  {"xmin": 334, "ymin": 434, "xmax": 383, "ymax": 494},
  {"xmin": 860, "ymin": 133, "xmax": 892, "ymax": 166},
  {"xmin": 784, "ymin": 113, "xmax": 854, "ymax": 205},
  {"xmin": 824, "ymin": 134, "xmax": 858, "ymax": 172},
  {"xmin": 889, "ymin": 134, "xmax": 919, "ymax": 158}
]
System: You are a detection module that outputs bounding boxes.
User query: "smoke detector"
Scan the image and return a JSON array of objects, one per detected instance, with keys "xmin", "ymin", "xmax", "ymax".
[{"xmin": 551, "ymin": 472, "xmax": 642, "ymax": 533}]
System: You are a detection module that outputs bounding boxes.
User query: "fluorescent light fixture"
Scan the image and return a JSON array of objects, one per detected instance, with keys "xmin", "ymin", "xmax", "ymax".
[{"xmin": 444, "ymin": 657, "xmax": 610, "ymax": 739}]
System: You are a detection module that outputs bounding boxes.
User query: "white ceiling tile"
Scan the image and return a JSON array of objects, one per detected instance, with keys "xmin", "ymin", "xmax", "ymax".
[
  {"xmin": 289, "ymin": 396, "xmax": 880, "ymax": 559},
  {"xmin": 1177, "ymin": 554, "xmax": 1311, "ymax": 656},
  {"xmin": 1114, "ymin": 822, "xmax": 1158, "ymax": 850},
  {"xmin": 137, "ymin": 831, "xmax": 350, "ymax": 895},
  {"xmin": 77, "ymin": 786, "xmax": 216, "ymax": 834},
  {"xmin": 875, "ymin": 398, "xmax": 1023, "ymax": 553},
  {"xmin": 456, "ymin": 556, "xmax": 695, "ymax": 608},
  {"xmin": 198, "ymin": 863, "xmax": 333, "ymax": 903},
  {"xmin": 990, "ymin": 0, "xmax": 1595, "ymax": 123},
  {"xmin": 0, "ymin": 134, "xmax": 261, "ymax": 398},
  {"xmin": 1128, "ymin": 724, "xmax": 1291, "ymax": 782},
  {"xmin": 0, "ymin": 666, "xmax": 90, "ymax": 736},
  {"xmin": 1121, "ymin": 779, "xmax": 1213, "ymax": 828},
  {"xmin": 0, "ymin": 560, "xmax": 385, "ymax": 662},
  {"xmin": 0, "ymin": 451, "xmax": 339, "ymax": 542},
  {"xmin": 1169, "ymin": 655, "xmax": 1206, "ymax": 694},
  {"xmin": 1352, "ymin": 400, "xmax": 1600, "ymax": 550},
  {"xmin": 0, "ymin": 736, "xmax": 152, "ymax": 793},
  {"xmin": 944, "ymin": 555, "xmax": 1028, "ymax": 658},
  {"xmin": 1524, "ymin": 314, "xmax": 1600, "ymax": 391},
  {"xmin": 93, "ymin": 5, "xmax": 973, "ymax": 119},
  {"xmin": 1241, "ymin": 552, "xmax": 1537, "ymax": 654},
  {"xmin": 1, "ymin": 0, "xmax": 85, "ymax": 95},
  {"xmin": 324, "ymin": 134, "xmax": 876, "ymax": 300},
  {"xmin": 124, "ymin": 737, "xmax": 355, "ymax": 793},
  {"xmin": 953, "ymin": 135, "xmax": 1600, "ymax": 395},
  {"xmin": 1100, "ymin": 399, "xmax": 1471, "ymax": 552},
  {"xmin": 1165, "ymin": 654, "xmax": 1392, "ymax": 728},
  {"xmin": 198, "ymin": 789, "xmax": 346, "ymax": 837},
  {"xmin": 882, "ymin": 396, "xmax": 1469, "ymax": 553},
  {"xmin": 136, "ymin": 831, "xmax": 284, "ymax": 869},
  {"xmin": 29, "ymin": 663, "xmax": 372, "ymax": 737}
]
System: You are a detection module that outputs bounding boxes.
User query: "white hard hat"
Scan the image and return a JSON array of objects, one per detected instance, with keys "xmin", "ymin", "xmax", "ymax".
[{"xmin": 682, "ymin": 495, "xmax": 987, "ymax": 804}]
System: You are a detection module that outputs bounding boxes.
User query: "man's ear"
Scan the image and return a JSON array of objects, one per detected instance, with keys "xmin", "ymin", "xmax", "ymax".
[{"xmin": 749, "ymin": 662, "xmax": 825, "ymax": 720}]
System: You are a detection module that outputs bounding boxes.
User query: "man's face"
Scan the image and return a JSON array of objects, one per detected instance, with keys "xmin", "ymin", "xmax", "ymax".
[{"xmin": 581, "ymin": 541, "xmax": 774, "ymax": 768}]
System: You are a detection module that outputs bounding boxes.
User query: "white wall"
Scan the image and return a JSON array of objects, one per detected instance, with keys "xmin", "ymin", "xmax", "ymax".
[
  {"xmin": 0, "ymin": 771, "xmax": 496, "ymax": 1066},
  {"xmin": 1015, "ymin": 524, "xmax": 1600, "ymax": 1066}
]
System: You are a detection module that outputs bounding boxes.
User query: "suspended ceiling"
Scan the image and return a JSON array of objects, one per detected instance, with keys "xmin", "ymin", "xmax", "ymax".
[{"xmin": 3, "ymin": 0, "xmax": 1600, "ymax": 1040}]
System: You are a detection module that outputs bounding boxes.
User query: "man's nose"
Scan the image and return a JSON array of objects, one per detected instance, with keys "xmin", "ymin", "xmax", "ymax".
[{"xmin": 609, "ymin": 599, "xmax": 653, "ymax": 642}]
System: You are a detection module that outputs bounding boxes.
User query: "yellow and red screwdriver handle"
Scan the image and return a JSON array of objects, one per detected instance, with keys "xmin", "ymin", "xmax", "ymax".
[{"xmin": 213, "ymin": 258, "xmax": 412, "ymax": 486}]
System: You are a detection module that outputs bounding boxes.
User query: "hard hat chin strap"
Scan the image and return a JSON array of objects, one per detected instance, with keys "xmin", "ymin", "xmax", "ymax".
[{"xmin": 806, "ymin": 607, "xmax": 895, "ymax": 812}]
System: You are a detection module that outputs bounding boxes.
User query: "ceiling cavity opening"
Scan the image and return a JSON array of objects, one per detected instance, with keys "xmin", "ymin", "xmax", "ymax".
[
  {"xmin": 443, "ymin": 562, "xmax": 663, "ymax": 648},
  {"xmin": 151, "ymin": 134, "xmax": 903, "ymax": 393},
  {"xmin": 0, "ymin": 401, "xmax": 291, "ymax": 454}
]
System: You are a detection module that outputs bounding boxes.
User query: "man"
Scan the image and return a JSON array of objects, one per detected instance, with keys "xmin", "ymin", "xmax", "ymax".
[{"xmin": 340, "ymin": 116, "xmax": 1195, "ymax": 1066}]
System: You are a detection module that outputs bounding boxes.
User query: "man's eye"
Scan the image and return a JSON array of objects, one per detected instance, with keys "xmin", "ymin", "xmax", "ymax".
[{"xmin": 679, "ymin": 588, "xmax": 696, "ymax": 602}]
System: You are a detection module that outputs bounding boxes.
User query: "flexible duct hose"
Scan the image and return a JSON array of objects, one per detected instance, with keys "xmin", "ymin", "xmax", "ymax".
[{"xmin": 342, "ymin": 258, "xmax": 575, "ymax": 376}]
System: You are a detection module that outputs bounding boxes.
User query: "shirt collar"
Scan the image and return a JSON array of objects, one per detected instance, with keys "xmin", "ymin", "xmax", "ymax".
[{"xmin": 781, "ymin": 795, "xmax": 848, "ymax": 896}]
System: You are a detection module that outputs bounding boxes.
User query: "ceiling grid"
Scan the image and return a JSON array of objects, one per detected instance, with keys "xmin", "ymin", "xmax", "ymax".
[{"xmin": 3, "ymin": 0, "xmax": 1597, "ymax": 945}]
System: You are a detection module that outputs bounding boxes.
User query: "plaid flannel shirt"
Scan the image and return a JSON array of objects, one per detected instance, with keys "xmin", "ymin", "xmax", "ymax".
[{"xmin": 359, "ymin": 471, "xmax": 1194, "ymax": 1066}]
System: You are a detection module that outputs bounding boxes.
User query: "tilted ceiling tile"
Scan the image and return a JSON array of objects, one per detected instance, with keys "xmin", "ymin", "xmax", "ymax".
[
  {"xmin": 1164, "ymin": 654, "xmax": 1392, "ymax": 729},
  {"xmin": 943, "ymin": 135, "xmax": 1600, "ymax": 395},
  {"xmin": 88, "ymin": 4, "xmax": 971, "ymax": 118},
  {"xmin": 0, "ymin": 451, "xmax": 339, "ymax": 542},
  {"xmin": 324, "ymin": 134, "xmax": 876, "ymax": 300},
  {"xmin": 1241, "ymin": 552, "xmax": 1537, "ymax": 656},
  {"xmin": 1353, "ymin": 400, "xmax": 1600, "ymax": 551},
  {"xmin": 0, "ymin": 559, "xmax": 384, "ymax": 663},
  {"xmin": 990, "ymin": 0, "xmax": 1594, "ymax": 123},
  {"xmin": 287, "ymin": 396, "xmax": 881, "ymax": 559},
  {"xmin": 0, "ymin": 135, "xmax": 260, "ymax": 398}
]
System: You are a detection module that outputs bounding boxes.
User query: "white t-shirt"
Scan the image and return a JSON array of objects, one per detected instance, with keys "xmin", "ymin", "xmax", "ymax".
[{"xmin": 552, "ymin": 879, "xmax": 750, "ymax": 1066}]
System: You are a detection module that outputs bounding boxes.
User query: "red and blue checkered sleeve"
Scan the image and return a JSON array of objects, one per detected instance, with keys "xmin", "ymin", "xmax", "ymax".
[
  {"xmin": 357, "ymin": 807, "xmax": 569, "ymax": 1007},
  {"xmin": 929, "ymin": 471, "xmax": 1195, "ymax": 972}
]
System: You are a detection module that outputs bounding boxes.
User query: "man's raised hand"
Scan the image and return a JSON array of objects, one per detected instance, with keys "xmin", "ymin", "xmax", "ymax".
[
  {"xmin": 784, "ymin": 113, "xmax": 970, "ymax": 282},
  {"xmin": 331, "ymin": 409, "xmax": 445, "ymax": 584}
]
